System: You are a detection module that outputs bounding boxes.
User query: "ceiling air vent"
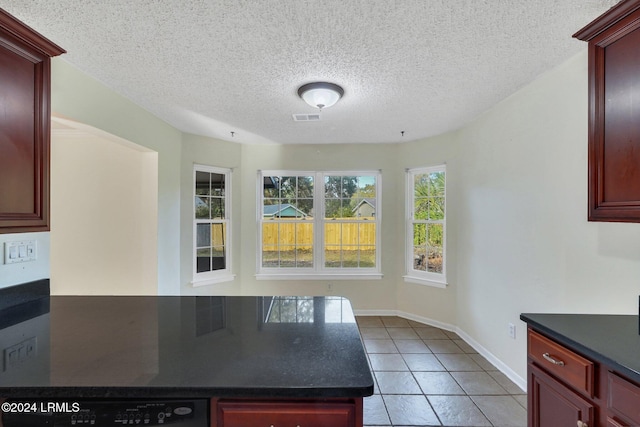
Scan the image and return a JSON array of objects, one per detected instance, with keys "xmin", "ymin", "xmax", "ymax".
[{"xmin": 292, "ymin": 113, "xmax": 321, "ymax": 122}]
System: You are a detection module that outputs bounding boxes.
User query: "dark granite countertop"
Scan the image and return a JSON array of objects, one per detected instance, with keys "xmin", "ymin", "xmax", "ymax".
[
  {"xmin": 520, "ymin": 313, "xmax": 640, "ymax": 384},
  {"xmin": 0, "ymin": 292, "xmax": 374, "ymax": 399}
]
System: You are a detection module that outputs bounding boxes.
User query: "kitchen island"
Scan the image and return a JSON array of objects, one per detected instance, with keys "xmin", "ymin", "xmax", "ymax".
[{"xmin": 0, "ymin": 282, "xmax": 373, "ymax": 426}]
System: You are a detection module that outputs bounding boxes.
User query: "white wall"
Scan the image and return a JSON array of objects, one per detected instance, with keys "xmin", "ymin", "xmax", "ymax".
[
  {"xmin": 437, "ymin": 49, "xmax": 640, "ymax": 384},
  {"xmin": 50, "ymin": 125, "xmax": 158, "ymax": 295}
]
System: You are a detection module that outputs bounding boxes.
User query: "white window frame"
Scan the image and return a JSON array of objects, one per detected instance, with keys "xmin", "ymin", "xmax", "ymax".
[
  {"xmin": 256, "ymin": 170, "xmax": 383, "ymax": 280},
  {"xmin": 192, "ymin": 164, "xmax": 235, "ymax": 286},
  {"xmin": 403, "ymin": 165, "xmax": 447, "ymax": 288}
]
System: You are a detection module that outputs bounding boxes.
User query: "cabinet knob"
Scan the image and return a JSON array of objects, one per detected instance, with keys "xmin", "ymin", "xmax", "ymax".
[{"xmin": 577, "ymin": 421, "xmax": 588, "ymax": 427}]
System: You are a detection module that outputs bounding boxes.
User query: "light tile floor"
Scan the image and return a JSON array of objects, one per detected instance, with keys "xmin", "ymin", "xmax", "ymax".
[{"xmin": 357, "ymin": 316, "xmax": 527, "ymax": 427}]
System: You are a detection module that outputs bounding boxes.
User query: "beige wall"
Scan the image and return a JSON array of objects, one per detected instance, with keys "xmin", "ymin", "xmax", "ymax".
[
  {"xmin": 50, "ymin": 59, "xmax": 182, "ymax": 294},
  {"xmin": 438, "ymin": 49, "xmax": 640, "ymax": 384},
  {"xmin": 50, "ymin": 126, "xmax": 158, "ymax": 295}
]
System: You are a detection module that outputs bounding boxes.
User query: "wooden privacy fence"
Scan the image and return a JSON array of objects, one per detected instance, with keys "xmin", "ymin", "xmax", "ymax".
[{"xmin": 262, "ymin": 219, "xmax": 376, "ymax": 250}]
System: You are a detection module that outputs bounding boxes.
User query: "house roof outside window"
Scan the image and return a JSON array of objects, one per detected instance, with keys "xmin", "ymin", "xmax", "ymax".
[{"xmin": 263, "ymin": 204, "xmax": 307, "ymax": 218}]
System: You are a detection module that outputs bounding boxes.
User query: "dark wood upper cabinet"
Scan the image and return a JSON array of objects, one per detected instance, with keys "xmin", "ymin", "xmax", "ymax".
[
  {"xmin": 574, "ymin": 0, "xmax": 640, "ymax": 222},
  {"xmin": 0, "ymin": 9, "xmax": 65, "ymax": 234}
]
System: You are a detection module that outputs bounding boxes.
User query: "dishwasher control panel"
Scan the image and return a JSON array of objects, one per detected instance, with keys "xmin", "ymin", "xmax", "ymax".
[{"xmin": 2, "ymin": 399, "xmax": 208, "ymax": 426}]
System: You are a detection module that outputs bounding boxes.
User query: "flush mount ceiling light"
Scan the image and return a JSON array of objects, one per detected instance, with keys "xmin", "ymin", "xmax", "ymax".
[{"xmin": 297, "ymin": 82, "xmax": 344, "ymax": 110}]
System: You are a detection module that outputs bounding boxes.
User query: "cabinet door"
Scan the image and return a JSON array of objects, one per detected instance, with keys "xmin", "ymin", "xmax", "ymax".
[
  {"xmin": 0, "ymin": 9, "xmax": 64, "ymax": 233},
  {"xmin": 574, "ymin": 1, "xmax": 640, "ymax": 222},
  {"xmin": 529, "ymin": 363, "xmax": 594, "ymax": 427},
  {"xmin": 216, "ymin": 400, "xmax": 355, "ymax": 427},
  {"xmin": 608, "ymin": 372, "xmax": 640, "ymax": 426}
]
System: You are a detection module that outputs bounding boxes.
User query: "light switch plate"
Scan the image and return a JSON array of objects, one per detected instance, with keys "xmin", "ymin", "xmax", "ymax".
[{"xmin": 3, "ymin": 240, "xmax": 37, "ymax": 264}]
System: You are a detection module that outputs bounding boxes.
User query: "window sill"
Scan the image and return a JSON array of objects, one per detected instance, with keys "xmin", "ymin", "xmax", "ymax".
[
  {"xmin": 256, "ymin": 273, "xmax": 383, "ymax": 281},
  {"xmin": 403, "ymin": 275, "xmax": 448, "ymax": 288},
  {"xmin": 191, "ymin": 274, "xmax": 236, "ymax": 287}
]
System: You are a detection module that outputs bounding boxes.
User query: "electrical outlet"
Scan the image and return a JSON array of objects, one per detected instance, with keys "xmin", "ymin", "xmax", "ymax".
[
  {"xmin": 508, "ymin": 323, "xmax": 516, "ymax": 339},
  {"xmin": 3, "ymin": 337, "xmax": 37, "ymax": 371}
]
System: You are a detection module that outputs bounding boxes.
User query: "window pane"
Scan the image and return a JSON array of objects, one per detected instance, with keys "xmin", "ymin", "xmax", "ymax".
[
  {"xmin": 297, "ymin": 199, "xmax": 314, "ymax": 217},
  {"xmin": 324, "ymin": 176, "xmax": 341, "ymax": 198},
  {"xmin": 413, "ymin": 246, "xmax": 427, "ymax": 271},
  {"xmin": 296, "ymin": 248, "xmax": 313, "ymax": 267},
  {"xmin": 277, "ymin": 223, "xmax": 291, "ymax": 245},
  {"xmin": 325, "ymin": 199, "xmax": 342, "ymax": 218},
  {"xmin": 297, "ymin": 176, "xmax": 314, "ymax": 198},
  {"xmin": 195, "ymin": 197, "xmax": 210, "ymax": 219},
  {"xmin": 211, "ymin": 223, "xmax": 226, "ymax": 246},
  {"xmin": 196, "ymin": 223, "xmax": 211, "ymax": 247},
  {"xmin": 211, "ymin": 198, "xmax": 225, "ymax": 219},
  {"xmin": 264, "ymin": 176, "xmax": 279, "ymax": 198},
  {"xmin": 262, "ymin": 223, "xmax": 277, "ymax": 246},
  {"xmin": 324, "ymin": 223, "xmax": 341, "ymax": 245},
  {"xmin": 195, "ymin": 171, "xmax": 210, "ymax": 196},
  {"xmin": 354, "ymin": 198, "xmax": 375, "ymax": 219},
  {"xmin": 413, "ymin": 223, "xmax": 426, "ymax": 245},
  {"xmin": 414, "ymin": 197, "xmax": 429, "ymax": 220},
  {"xmin": 343, "ymin": 223, "xmax": 358, "ymax": 246},
  {"xmin": 429, "ymin": 172, "xmax": 445, "ymax": 197},
  {"xmin": 427, "ymin": 247, "xmax": 443, "ymax": 273},
  {"xmin": 196, "ymin": 248, "xmax": 211, "ymax": 273},
  {"xmin": 280, "ymin": 176, "xmax": 297, "ymax": 200},
  {"xmin": 359, "ymin": 223, "xmax": 376, "ymax": 243},
  {"xmin": 414, "ymin": 173, "xmax": 430, "ymax": 196},
  {"xmin": 212, "ymin": 246, "xmax": 226, "ymax": 271},
  {"xmin": 262, "ymin": 245, "xmax": 278, "ymax": 267},
  {"xmin": 427, "ymin": 223, "xmax": 443, "ymax": 247},
  {"xmin": 325, "ymin": 245, "xmax": 341, "ymax": 268},
  {"xmin": 342, "ymin": 249, "xmax": 358, "ymax": 267},
  {"xmin": 341, "ymin": 176, "xmax": 358, "ymax": 198},
  {"xmin": 360, "ymin": 246, "xmax": 376, "ymax": 267},
  {"xmin": 279, "ymin": 247, "xmax": 296, "ymax": 267},
  {"xmin": 295, "ymin": 223, "xmax": 313, "ymax": 245},
  {"xmin": 211, "ymin": 173, "xmax": 225, "ymax": 197},
  {"xmin": 429, "ymin": 197, "xmax": 445, "ymax": 220}
]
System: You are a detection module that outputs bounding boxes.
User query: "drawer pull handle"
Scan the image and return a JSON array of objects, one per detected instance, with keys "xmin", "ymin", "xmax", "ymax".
[{"xmin": 542, "ymin": 352, "xmax": 565, "ymax": 366}]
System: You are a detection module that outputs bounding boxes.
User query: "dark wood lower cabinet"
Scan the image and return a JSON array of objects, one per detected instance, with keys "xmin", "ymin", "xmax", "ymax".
[
  {"xmin": 529, "ymin": 363, "xmax": 594, "ymax": 427},
  {"xmin": 527, "ymin": 328, "xmax": 640, "ymax": 427},
  {"xmin": 211, "ymin": 398, "xmax": 363, "ymax": 427}
]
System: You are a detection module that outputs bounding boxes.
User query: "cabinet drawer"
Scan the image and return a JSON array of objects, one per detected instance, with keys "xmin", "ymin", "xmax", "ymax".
[
  {"xmin": 528, "ymin": 329, "xmax": 594, "ymax": 396},
  {"xmin": 216, "ymin": 400, "xmax": 355, "ymax": 427},
  {"xmin": 608, "ymin": 372, "xmax": 640, "ymax": 426}
]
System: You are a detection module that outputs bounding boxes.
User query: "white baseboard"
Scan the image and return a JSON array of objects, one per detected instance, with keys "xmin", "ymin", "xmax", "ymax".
[{"xmin": 353, "ymin": 309, "xmax": 527, "ymax": 392}]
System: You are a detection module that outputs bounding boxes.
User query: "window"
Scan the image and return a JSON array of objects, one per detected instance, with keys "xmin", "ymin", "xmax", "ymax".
[
  {"xmin": 193, "ymin": 165, "xmax": 233, "ymax": 285},
  {"xmin": 258, "ymin": 171, "xmax": 381, "ymax": 279},
  {"xmin": 405, "ymin": 166, "xmax": 446, "ymax": 287}
]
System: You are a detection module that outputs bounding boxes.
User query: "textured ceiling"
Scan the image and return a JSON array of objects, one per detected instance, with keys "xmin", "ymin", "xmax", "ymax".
[{"xmin": 0, "ymin": 0, "xmax": 620, "ymax": 145}]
